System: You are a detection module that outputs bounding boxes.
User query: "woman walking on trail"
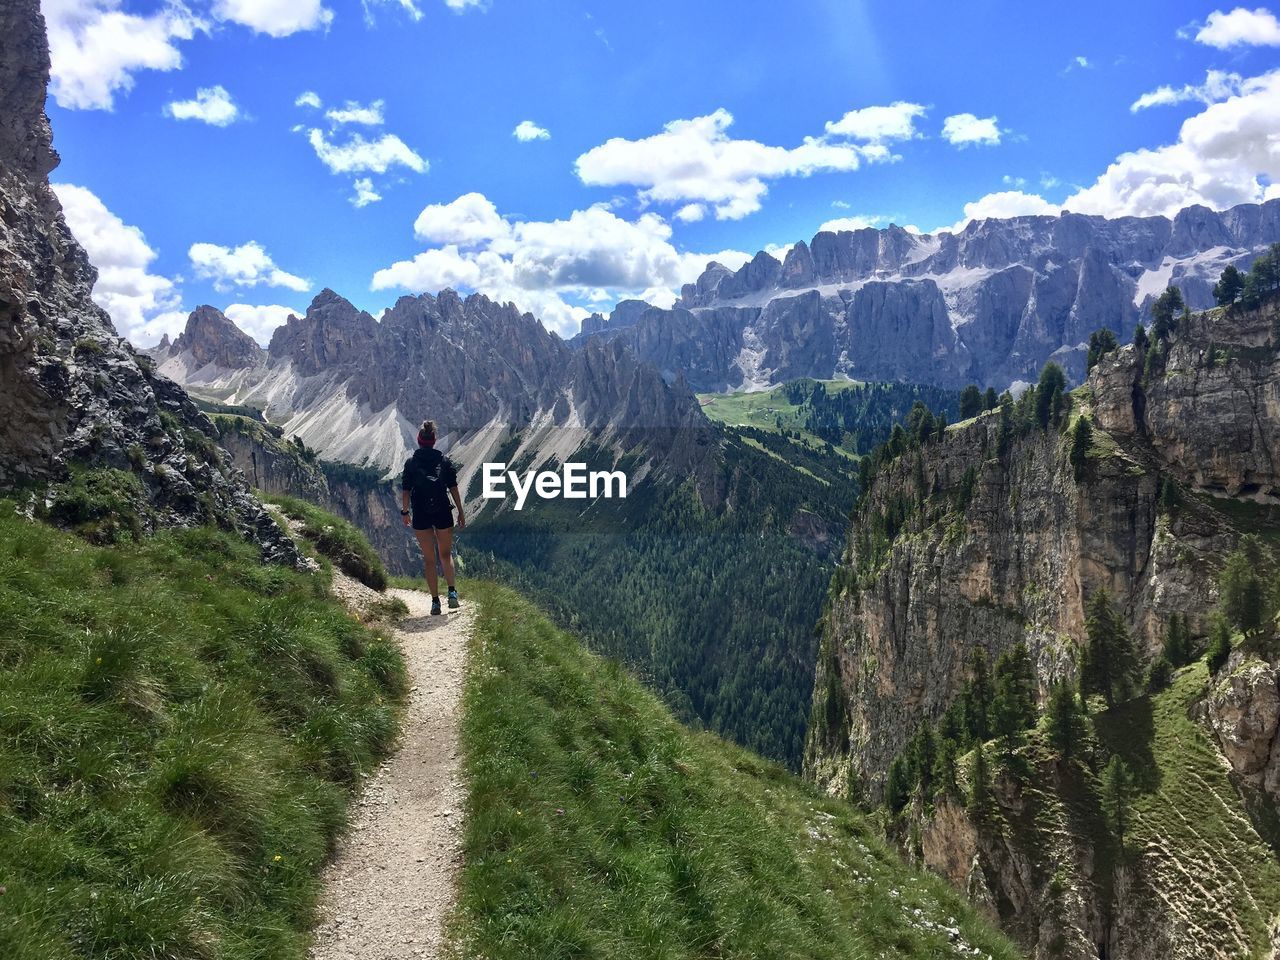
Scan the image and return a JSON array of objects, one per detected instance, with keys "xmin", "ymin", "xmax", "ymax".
[{"xmin": 400, "ymin": 420, "xmax": 466, "ymax": 616}]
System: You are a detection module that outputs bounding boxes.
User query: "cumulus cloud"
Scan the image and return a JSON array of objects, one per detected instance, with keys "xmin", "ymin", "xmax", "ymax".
[
  {"xmin": 675, "ymin": 203, "xmax": 706, "ymax": 223},
  {"xmin": 52, "ymin": 182, "xmax": 184, "ymax": 343},
  {"xmin": 575, "ymin": 109, "xmax": 874, "ymax": 220},
  {"xmin": 941, "ymin": 113, "xmax": 1002, "ymax": 147},
  {"xmin": 817, "ymin": 214, "xmax": 885, "ymax": 233},
  {"xmin": 212, "ymin": 0, "xmax": 333, "ymax": 37},
  {"xmin": 1130, "ymin": 69, "xmax": 1244, "ymax": 111},
  {"xmin": 950, "ymin": 67, "xmax": 1280, "ymax": 228},
  {"xmin": 306, "ymin": 128, "xmax": 427, "ymax": 175},
  {"xmin": 1193, "ymin": 7, "xmax": 1280, "ymax": 47},
  {"xmin": 327, "ymin": 99, "xmax": 385, "ymax": 126},
  {"xmin": 44, "ymin": 0, "xmax": 205, "ymax": 110},
  {"xmin": 189, "ymin": 241, "xmax": 310, "ymax": 292},
  {"xmin": 372, "ymin": 194, "xmax": 751, "ymax": 335},
  {"xmin": 1066, "ymin": 68, "xmax": 1280, "ymax": 218},
  {"xmin": 945, "ymin": 190, "xmax": 1060, "ymax": 232},
  {"xmin": 295, "ymin": 90, "xmax": 323, "ymax": 109},
  {"xmin": 824, "ymin": 102, "xmax": 927, "ymax": 142},
  {"xmin": 224, "ymin": 303, "xmax": 300, "ymax": 344},
  {"xmin": 513, "ymin": 120, "xmax": 551, "ymax": 141},
  {"xmin": 164, "ymin": 85, "xmax": 240, "ymax": 126},
  {"xmin": 45, "ymin": 0, "xmax": 337, "ymax": 112},
  {"xmin": 352, "ymin": 178, "xmax": 382, "ymax": 207},
  {"xmin": 413, "ymin": 192, "xmax": 511, "ymax": 245}
]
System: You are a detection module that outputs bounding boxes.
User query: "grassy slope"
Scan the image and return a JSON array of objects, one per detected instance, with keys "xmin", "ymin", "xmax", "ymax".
[
  {"xmin": 452, "ymin": 581, "xmax": 1021, "ymax": 960},
  {"xmin": 1094, "ymin": 659, "xmax": 1280, "ymax": 954},
  {"xmin": 0, "ymin": 504, "xmax": 407, "ymax": 960},
  {"xmin": 698, "ymin": 380, "xmax": 863, "ymax": 455}
]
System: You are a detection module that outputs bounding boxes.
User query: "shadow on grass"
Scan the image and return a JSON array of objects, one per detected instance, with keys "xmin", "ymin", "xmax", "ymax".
[{"xmin": 1094, "ymin": 695, "xmax": 1161, "ymax": 794}]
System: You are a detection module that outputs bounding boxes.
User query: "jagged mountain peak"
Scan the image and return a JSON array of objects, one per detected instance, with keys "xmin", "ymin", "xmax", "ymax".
[{"xmin": 171, "ymin": 304, "xmax": 264, "ymax": 369}]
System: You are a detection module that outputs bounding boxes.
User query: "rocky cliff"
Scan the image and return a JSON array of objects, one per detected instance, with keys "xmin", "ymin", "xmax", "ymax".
[
  {"xmin": 0, "ymin": 0, "xmax": 294, "ymax": 561},
  {"xmin": 804, "ymin": 300, "xmax": 1280, "ymax": 958},
  {"xmin": 580, "ymin": 204, "xmax": 1280, "ymax": 392}
]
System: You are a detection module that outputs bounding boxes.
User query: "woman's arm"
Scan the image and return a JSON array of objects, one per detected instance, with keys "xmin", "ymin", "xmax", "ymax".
[
  {"xmin": 401, "ymin": 488, "xmax": 412, "ymax": 526},
  {"xmin": 450, "ymin": 485, "xmax": 465, "ymax": 529}
]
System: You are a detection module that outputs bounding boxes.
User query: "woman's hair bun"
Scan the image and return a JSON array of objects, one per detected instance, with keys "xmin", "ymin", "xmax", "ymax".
[{"xmin": 421, "ymin": 420, "xmax": 437, "ymax": 437}]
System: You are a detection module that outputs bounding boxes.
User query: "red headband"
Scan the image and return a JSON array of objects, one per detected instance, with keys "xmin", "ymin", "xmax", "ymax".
[{"xmin": 417, "ymin": 430, "xmax": 435, "ymax": 447}]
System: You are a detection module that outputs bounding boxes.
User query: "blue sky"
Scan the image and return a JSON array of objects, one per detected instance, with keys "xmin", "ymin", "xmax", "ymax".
[{"xmin": 42, "ymin": 1, "xmax": 1280, "ymax": 343}]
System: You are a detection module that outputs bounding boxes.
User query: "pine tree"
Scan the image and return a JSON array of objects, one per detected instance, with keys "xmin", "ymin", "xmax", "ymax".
[
  {"xmin": 934, "ymin": 735, "xmax": 960, "ymax": 798},
  {"xmin": 916, "ymin": 724, "xmax": 937, "ymax": 800},
  {"xmin": 1035, "ymin": 363, "xmax": 1068, "ymax": 429},
  {"xmin": 1133, "ymin": 323, "xmax": 1149, "ymax": 355},
  {"xmin": 1220, "ymin": 539, "xmax": 1267, "ymax": 634},
  {"xmin": 983, "ymin": 387, "xmax": 999, "ymax": 410},
  {"xmin": 963, "ymin": 648, "xmax": 993, "ymax": 742},
  {"xmin": 968, "ymin": 741, "xmax": 992, "ymax": 819},
  {"xmin": 1086, "ymin": 329, "xmax": 1118, "ymax": 372},
  {"xmin": 1213, "ymin": 265, "xmax": 1244, "ymax": 307},
  {"xmin": 1206, "ymin": 613, "xmax": 1232, "ymax": 673},
  {"xmin": 959, "ymin": 384, "xmax": 983, "ymax": 419},
  {"xmin": 1046, "ymin": 681, "xmax": 1088, "ymax": 759},
  {"xmin": 1161, "ymin": 613, "xmax": 1189, "ymax": 667},
  {"xmin": 1100, "ymin": 755, "xmax": 1135, "ymax": 844},
  {"xmin": 1151, "ymin": 286, "xmax": 1184, "ymax": 339},
  {"xmin": 1070, "ymin": 416, "xmax": 1093, "ymax": 481},
  {"xmin": 886, "ymin": 755, "xmax": 910, "ymax": 812},
  {"xmin": 1080, "ymin": 589, "xmax": 1139, "ymax": 708}
]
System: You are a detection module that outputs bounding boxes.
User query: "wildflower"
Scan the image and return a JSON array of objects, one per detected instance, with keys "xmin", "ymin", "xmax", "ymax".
[{"xmin": 273, "ymin": 855, "xmax": 282, "ymax": 863}]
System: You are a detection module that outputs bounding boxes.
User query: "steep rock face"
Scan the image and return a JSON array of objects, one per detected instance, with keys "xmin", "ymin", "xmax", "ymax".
[
  {"xmin": 170, "ymin": 305, "xmax": 266, "ymax": 370},
  {"xmin": 806, "ymin": 304, "xmax": 1280, "ymax": 958},
  {"xmin": 0, "ymin": 0, "xmax": 295, "ymax": 561},
  {"xmin": 596, "ymin": 203, "xmax": 1280, "ymax": 391}
]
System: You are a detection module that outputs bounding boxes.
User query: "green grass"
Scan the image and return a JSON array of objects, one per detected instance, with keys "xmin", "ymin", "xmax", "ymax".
[
  {"xmin": 1093, "ymin": 659, "xmax": 1280, "ymax": 955},
  {"xmin": 451, "ymin": 582, "xmax": 1021, "ymax": 960},
  {"xmin": 698, "ymin": 380, "xmax": 863, "ymax": 455},
  {"xmin": 0, "ymin": 505, "xmax": 408, "ymax": 960},
  {"xmin": 264, "ymin": 492, "xmax": 388, "ymax": 591}
]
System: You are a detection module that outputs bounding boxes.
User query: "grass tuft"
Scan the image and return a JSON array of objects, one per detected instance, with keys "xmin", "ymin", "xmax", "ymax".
[{"xmin": 264, "ymin": 493, "xmax": 388, "ymax": 591}]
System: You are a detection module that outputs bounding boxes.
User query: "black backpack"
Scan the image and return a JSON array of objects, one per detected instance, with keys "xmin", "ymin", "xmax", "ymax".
[{"xmin": 407, "ymin": 449, "xmax": 449, "ymax": 511}]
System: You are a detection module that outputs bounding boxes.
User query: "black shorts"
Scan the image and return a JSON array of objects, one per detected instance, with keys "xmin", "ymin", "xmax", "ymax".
[{"xmin": 412, "ymin": 507, "xmax": 454, "ymax": 531}]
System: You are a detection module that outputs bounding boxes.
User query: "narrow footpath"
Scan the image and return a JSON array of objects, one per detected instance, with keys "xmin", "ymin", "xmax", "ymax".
[{"xmin": 310, "ymin": 581, "xmax": 473, "ymax": 960}]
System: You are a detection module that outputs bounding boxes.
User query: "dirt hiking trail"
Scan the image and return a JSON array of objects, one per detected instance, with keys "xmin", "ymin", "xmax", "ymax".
[{"xmin": 310, "ymin": 579, "xmax": 473, "ymax": 960}]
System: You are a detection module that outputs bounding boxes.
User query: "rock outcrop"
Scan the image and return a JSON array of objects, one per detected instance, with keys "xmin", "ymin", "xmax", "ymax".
[
  {"xmin": 805, "ymin": 301, "xmax": 1280, "ymax": 958},
  {"xmin": 613, "ymin": 205, "xmax": 1280, "ymax": 392},
  {"xmin": 0, "ymin": 0, "xmax": 295, "ymax": 562},
  {"xmin": 170, "ymin": 305, "xmax": 266, "ymax": 371}
]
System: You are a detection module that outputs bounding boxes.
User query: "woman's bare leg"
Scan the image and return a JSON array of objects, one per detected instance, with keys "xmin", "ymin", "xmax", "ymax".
[
  {"xmin": 436, "ymin": 527, "xmax": 455, "ymax": 589},
  {"xmin": 413, "ymin": 528, "xmax": 440, "ymax": 596}
]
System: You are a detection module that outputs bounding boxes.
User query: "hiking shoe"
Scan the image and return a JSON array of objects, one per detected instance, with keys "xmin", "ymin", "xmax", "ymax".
[
  {"xmin": 431, "ymin": 597, "xmax": 442, "ymax": 616},
  {"xmin": 447, "ymin": 588, "xmax": 460, "ymax": 609}
]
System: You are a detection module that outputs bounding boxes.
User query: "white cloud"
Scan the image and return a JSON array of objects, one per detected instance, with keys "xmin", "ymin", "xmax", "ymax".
[
  {"xmin": 445, "ymin": 0, "xmax": 485, "ymax": 10},
  {"xmin": 575, "ymin": 109, "xmax": 871, "ymax": 220},
  {"xmin": 946, "ymin": 190, "xmax": 1060, "ymax": 232},
  {"xmin": 513, "ymin": 120, "xmax": 551, "ymax": 141},
  {"xmin": 362, "ymin": 0, "xmax": 424, "ymax": 21},
  {"xmin": 52, "ymin": 182, "xmax": 183, "ymax": 344},
  {"xmin": 327, "ymin": 99, "xmax": 385, "ymax": 126},
  {"xmin": 941, "ymin": 113, "xmax": 1002, "ymax": 147},
  {"xmin": 295, "ymin": 90, "xmax": 323, "ymax": 109},
  {"xmin": 824, "ymin": 102, "xmax": 927, "ymax": 142},
  {"xmin": 44, "ymin": 0, "xmax": 205, "ymax": 110},
  {"xmin": 1065, "ymin": 68, "xmax": 1280, "ymax": 218},
  {"xmin": 831, "ymin": 199, "xmax": 851, "ymax": 209},
  {"xmin": 189, "ymin": 241, "xmax": 310, "ymax": 292},
  {"xmin": 306, "ymin": 128, "xmax": 427, "ymax": 175},
  {"xmin": 1194, "ymin": 7, "xmax": 1280, "ymax": 47},
  {"xmin": 164, "ymin": 85, "xmax": 240, "ymax": 126},
  {"xmin": 352, "ymin": 178, "xmax": 382, "ymax": 207},
  {"xmin": 212, "ymin": 0, "xmax": 333, "ymax": 37},
  {"xmin": 1130, "ymin": 69, "xmax": 1244, "ymax": 111},
  {"xmin": 817, "ymin": 214, "xmax": 885, "ymax": 233},
  {"xmin": 674, "ymin": 203, "xmax": 706, "ymax": 223},
  {"xmin": 414, "ymin": 192, "xmax": 511, "ymax": 245},
  {"xmin": 224, "ymin": 303, "xmax": 300, "ymax": 345},
  {"xmin": 372, "ymin": 194, "xmax": 751, "ymax": 335}
]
